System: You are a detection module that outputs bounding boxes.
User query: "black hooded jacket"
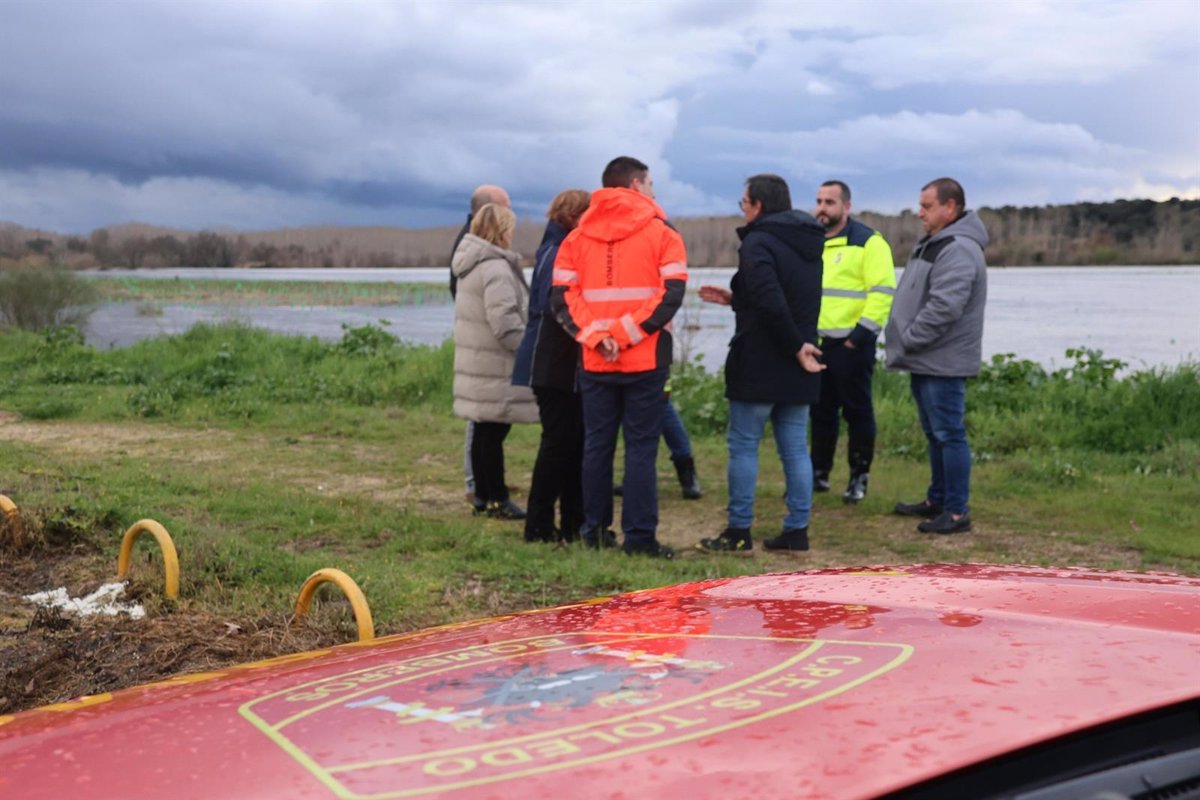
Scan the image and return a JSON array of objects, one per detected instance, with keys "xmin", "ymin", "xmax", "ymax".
[{"xmin": 724, "ymin": 209, "xmax": 825, "ymax": 404}]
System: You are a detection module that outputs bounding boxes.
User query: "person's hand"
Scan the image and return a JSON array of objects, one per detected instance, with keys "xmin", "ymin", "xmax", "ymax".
[
  {"xmin": 845, "ymin": 340, "xmax": 857, "ymax": 350},
  {"xmin": 797, "ymin": 342, "xmax": 825, "ymax": 373},
  {"xmin": 598, "ymin": 336, "xmax": 620, "ymax": 362},
  {"xmin": 699, "ymin": 285, "xmax": 732, "ymax": 305}
]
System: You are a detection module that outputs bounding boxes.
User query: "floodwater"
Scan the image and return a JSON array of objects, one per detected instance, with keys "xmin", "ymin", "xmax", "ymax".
[{"xmin": 82, "ymin": 266, "xmax": 1200, "ymax": 372}]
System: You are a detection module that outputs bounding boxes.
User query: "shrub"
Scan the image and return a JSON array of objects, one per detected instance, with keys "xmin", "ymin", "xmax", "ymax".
[
  {"xmin": 336, "ymin": 321, "xmax": 400, "ymax": 356},
  {"xmin": 0, "ymin": 265, "xmax": 98, "ymax": 331},
  {"xmin": 670, "ymin": 362, "xmax": 728, "ymax": 436}
]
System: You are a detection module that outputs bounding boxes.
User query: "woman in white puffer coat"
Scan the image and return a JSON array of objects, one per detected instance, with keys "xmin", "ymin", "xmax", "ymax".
[{"xmin": 451, "ymin": 203, "xmax": 538, "ymax": 519}]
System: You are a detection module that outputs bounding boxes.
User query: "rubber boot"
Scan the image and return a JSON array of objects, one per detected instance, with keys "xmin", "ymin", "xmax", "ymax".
[
  {"xmin": 673, "ymin": 455, "xmax": 702, "ymax": 500},
  {"xmin": 843, "ymin": 436, "xmax": 874, "ymax": 504},
  {"xmin": 842, "ymin": 473, "xmax": 868, "ymax": 504},
  {"xmin": 811, "ymin": 431, "xmax": 837, "ymax": 493}
]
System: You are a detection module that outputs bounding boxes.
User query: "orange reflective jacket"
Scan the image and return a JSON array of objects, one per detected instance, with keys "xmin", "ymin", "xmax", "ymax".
[{"xmin": 551, "ymin": 188, "xmax": 687, "ymax": 374}]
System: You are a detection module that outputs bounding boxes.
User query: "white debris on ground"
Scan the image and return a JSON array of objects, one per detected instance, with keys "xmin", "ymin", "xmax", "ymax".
[{"xmin": 23, "ymin": 582, "xmax": 146, "ymax": 619}]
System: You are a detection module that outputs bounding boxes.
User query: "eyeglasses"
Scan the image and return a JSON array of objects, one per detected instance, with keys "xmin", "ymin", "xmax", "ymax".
[{"xmin": 738, "ymin": 197, "xmax": 752, "ymax": 209}]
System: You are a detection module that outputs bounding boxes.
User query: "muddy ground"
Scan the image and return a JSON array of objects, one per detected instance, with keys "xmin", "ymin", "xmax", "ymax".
[{"xmin": 0, "ymin": 514, "xmax": 351, "ymax": 715}]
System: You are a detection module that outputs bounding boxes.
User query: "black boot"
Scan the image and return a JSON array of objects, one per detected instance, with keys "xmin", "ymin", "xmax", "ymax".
[
  {"xmin": 559, "ymin": 516, "xmax": 582, "ymax": 544},
  {"xmin": 811, "ymin": 431, "xmax": 837, "ymax": 493},
  {"xmin": 582, "ymin": 528, "xmax": 617, "ymax": 549},
  {"xmin": 622, "ymin": 538, "xmax": 675, "ymax": 558},
  {"xmin": 672, "ymin": 455, "xmax": 702, "ymax": 500},
  {"xmin": 842, "ymin": 472, "xmax": 868, "ymax": 504},
  {"xmin": 695, "ymin": 527, "xmax": 752, "ymax": 552},
  {"xmin": 843, "ymin": 438, "xmax": 874, "ymax": 504},
  {"xmin": 763, "ymin": 527, "xmax": 809, "ymax": 551}
]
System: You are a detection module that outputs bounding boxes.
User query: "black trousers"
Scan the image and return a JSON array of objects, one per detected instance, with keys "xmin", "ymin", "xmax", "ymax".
[
  {"xmin": 526, "ymin": 387, "xmax": 584, "ymax": 537},
  {"xmin": 470, "ymin": 421, "xmax": 512, "ymax": 505},
  {"xmin": 811, "ymin": 337, "xmax": 877, "ymax": 473}
]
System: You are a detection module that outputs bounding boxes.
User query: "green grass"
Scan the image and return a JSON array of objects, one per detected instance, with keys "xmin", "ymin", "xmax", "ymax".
[
  {"xmin": 88, "ymin": 277, "xmax": 446, "ymax": 307},
  {"xmin": 1, "ymin": 322, "xmax": 1197, "ymax": 639}
]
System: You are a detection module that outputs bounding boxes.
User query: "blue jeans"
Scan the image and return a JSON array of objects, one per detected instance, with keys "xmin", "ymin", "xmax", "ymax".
[
  {"xmin": 580, "ymin": 371, "xmax": 669, "ymax": 545},
  {"xmin": 910, "ymin": 374, "xmax": 971, "ymax": 515},
  {"xmin": 662, "ymin": 400, "xmax": 692, "ymax": 460},
  {"xmin": 727, "ymin": 400, "xmax": 812, "ymax": 531}
]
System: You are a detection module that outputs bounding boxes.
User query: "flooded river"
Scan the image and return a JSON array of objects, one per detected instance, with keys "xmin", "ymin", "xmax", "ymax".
[{"xmin": 82, "ymin": 266, "xmax": 1200, "ymax": 372}]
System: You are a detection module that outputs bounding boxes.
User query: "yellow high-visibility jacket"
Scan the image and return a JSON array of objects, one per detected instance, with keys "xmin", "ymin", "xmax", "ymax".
[{"xmin": 818, "ymin": 218, "xmax": 896, "ymax": 346}]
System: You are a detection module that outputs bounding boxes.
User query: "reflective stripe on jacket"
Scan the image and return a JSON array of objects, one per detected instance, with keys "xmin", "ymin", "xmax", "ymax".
[
  {"xmin": 818, "ymin": 218, "xmax": 896, "ymax": 345},
  {"xmin": 551, "ymin": 187, "xmax": 687, "ymax": 374}
]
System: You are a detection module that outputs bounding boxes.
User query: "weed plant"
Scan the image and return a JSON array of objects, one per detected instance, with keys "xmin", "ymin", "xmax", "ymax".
[
  {"xmin": 0, "ymin": 264, "xmax": 98, "ymax": 330},
  {"xmin": 0, "ymin": 322, "xmax": 454, "ymax": 423},
  {"xmin": 1, "ymin": 323, "xmax": 1194, "ymax": 471}
]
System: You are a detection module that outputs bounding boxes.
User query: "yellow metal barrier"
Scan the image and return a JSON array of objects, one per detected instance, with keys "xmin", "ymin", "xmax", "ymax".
[
  {"xmin": 293, "ymin": 568, "xmax": 375, "ymax": 642},
  {"xmin": 0, "ymin": 495, "xmax": 21, "ymax": 549},
  {"xmin": 116, "ymin": 519, "xmax": 180, "ymax": 600}
]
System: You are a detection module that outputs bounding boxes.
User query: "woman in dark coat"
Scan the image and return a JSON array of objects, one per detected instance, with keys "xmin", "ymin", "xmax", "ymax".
[{"xmin": 512, "ymin": 189, "xmax": 591, "ymax": 542}]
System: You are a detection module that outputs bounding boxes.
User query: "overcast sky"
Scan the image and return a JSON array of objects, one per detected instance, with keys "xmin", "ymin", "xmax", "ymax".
[{"xmin": 2, "ymin": 0, "xmax": 1197, "ymax": 233}]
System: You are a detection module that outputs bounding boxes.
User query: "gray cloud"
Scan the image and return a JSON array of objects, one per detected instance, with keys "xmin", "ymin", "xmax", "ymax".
[{"xmin": 0, "ymin": 0, "xmax": 1196, "ymax": 232}]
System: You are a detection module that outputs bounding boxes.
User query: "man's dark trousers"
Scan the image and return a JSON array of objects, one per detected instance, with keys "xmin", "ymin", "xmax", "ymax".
[
  {"xmin": 811, "ymin": 337, "xmax": 877, "ymax": 475},
  {"xmin": 579, "ymin": 369, "xmax": 668, "ymax": 547}
]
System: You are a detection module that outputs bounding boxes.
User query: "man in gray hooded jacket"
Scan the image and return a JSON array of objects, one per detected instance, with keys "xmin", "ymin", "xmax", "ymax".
[{"xmin": 885, "ymin": 177, "xmax": 988, "ymax": 535}]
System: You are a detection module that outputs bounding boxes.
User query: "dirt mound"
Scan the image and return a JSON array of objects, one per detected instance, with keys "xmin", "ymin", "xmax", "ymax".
[
  {"xmin": 0, "ymin": 606, "xmax": 344, "ymax": 714},
  {"xmin": 0, "ymin": 512, "xmax": 357, "ymax": 715}
]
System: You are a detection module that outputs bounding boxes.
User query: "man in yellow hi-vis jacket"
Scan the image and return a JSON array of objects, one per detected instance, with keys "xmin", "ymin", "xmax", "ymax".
[{"xmin": 811, "ymin": 181, "xmax": 896, "ymax": 504}]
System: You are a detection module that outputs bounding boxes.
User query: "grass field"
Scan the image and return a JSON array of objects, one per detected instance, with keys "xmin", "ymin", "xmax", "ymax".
[
  {"xmin": 89, "ymin": 276, "xmax": 447, "ymax": 307},
  {"xmin": 1, "ymin": 321, "xmax": 1197, "ymax": 712}
]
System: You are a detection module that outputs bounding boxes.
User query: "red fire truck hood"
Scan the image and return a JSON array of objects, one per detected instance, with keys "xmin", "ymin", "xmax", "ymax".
[{"xmin": 2, "ymin": 564, "xmax": 1198, "ymax": 800}]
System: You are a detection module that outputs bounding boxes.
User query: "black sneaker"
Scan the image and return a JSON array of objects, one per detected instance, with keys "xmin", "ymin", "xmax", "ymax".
[
  {"xmin": 917, "ymin": 511, "xmax": 972, "ymax": 534},
  {"xmin": 485, "ymin": 499, "xmax": 526, "ymax": 520},
  {"xmin": 695, "ymin": 528, "xmax": 752, "ymax": 553},
  {"xmin": 582, "ymin": 529, "xmax": 617, "ymax": 549},
  {"xmin": 622, "ymin": 539, "xmax": 675, "ymax": 559},
  {"xmin": 842, "ymin": 473, "xmax": 869, "ymax": 504},
  {"xmin": 813, "ymin": 471, "xmax": 831, "ymax": 493},
  {"xmin": 763, "ymin": 527, "xmax": 809, "ymax": 551},
  {"xmin": 893, "ymin": 499, "xmax": 943, "ymax": 518}
]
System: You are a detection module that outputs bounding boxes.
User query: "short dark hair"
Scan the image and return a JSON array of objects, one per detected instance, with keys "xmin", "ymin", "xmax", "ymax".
[
  {"xmin": 820, "ymin": 180, "xmax": 851, "ymax": 203},
  {"xmin": 602, "ymin": 156, "xmax": 649, "ymax": 188},
  {"xmin": 745, "ymin": 174, "xmax": 791, "ymax": 215},
  {"xmin": 922, "ymin": 177, "xmax": 965, "ymax": 210}
]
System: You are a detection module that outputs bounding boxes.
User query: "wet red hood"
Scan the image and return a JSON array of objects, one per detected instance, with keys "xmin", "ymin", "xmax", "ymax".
[{"xmin": 2, "ymin": 564, "xmax": 1198, "ymax": 800}]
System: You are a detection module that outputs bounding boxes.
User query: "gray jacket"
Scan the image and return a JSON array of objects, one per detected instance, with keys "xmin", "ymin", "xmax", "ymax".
[
  {"xmin": 451, "ymin": 234, "xmax": 538, "ymax": 424},
  {"xmin": 885, "ymin": 211, "xmax": 988, "ymax": 377}
]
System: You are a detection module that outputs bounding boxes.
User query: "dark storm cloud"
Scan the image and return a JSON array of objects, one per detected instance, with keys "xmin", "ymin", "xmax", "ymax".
[{"xmin": 0, "ymin": 0, "xmax": 1196, "ymax": 232}]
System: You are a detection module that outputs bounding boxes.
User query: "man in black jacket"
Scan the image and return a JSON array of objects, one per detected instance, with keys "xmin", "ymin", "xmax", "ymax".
[{"xmin": 695, "ymin": 174, "xmax": 825, "ymax": 553}]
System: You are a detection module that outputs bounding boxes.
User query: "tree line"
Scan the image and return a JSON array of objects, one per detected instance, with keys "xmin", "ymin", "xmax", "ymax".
[{"xmin": 2, "ymin": 197, "xmax": 1198, "ymax": 270}]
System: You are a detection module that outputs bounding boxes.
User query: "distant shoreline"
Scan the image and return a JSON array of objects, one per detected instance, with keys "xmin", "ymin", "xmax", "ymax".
[{"xmin": 4, "ymin": 197, "xmax": 1199, "ymax": 269}]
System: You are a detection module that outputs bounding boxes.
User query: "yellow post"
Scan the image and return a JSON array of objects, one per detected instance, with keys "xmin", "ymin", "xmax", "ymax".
[
  {"xmin": 0, "ymin": 495, "xmax": 20, "ymax": 550},
  {"xmin": 294, "ymin": 568, "xmax": 375, "ymax": 642},
  {"xmin": 117, "ymin": 519, "xmax": 180, "ymax": 600}
]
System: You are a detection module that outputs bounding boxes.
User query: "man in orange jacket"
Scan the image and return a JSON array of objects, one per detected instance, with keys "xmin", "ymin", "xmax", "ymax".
[{"xmin": 551, "ymin": 156, "xmax": 687, "ymax": 558}]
